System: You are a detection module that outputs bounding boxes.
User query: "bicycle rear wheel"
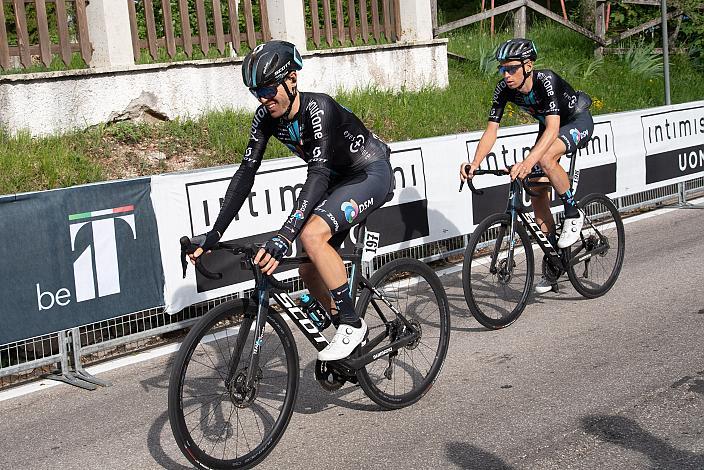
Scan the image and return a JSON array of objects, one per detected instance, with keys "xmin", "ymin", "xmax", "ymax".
[
  {"xmin": 566, "ymin": 193, "xmax": 625, "ymax": 298},
  {"xmin": 168, "ymin": 299, "xmax": 299, "ymax": 470},
  {"xmin": 355, "ymin": 258, "xmax": 450, "ymax": 410},
  {"xmin": 462, "ymin": 213, "xmax": 534, "ymax": 329}
]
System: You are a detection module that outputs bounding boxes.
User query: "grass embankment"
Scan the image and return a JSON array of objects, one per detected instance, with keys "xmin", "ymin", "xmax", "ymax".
[{"xmin": 2, "ymin": 22, "xmax": 703, "ymax": 195}]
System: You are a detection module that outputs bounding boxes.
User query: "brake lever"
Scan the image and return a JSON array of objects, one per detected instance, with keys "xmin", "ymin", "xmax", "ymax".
[{"xmin": 180, "ymin": 236, "xmax": 191, "ymax": 279}]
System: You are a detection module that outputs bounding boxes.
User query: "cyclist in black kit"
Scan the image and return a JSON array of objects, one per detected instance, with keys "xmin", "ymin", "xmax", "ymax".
[
  {"xmin": 459, "ymin": 38, "xmax": 594, "ymax": 294},
  {"xmin": 189, "ymin": 40, "xmax": 394, "ymax": 360}
]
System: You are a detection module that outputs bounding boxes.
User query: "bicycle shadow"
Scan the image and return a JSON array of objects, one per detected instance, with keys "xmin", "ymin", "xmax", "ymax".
[
  {"xmin": 137, "ymin": 361, "xmax": 192, "ymax": 469},
  {"xmin": 445, "ymin": 441, "xmax": 515, "ymax": 469},
  {"xmin": 294, "ymin": 354, "xmax": 436, "ymax": 415},
  {"xmin": 293, "ymin": 358, "xmax": 380, "ymax": 414},
  {"xmin": 582, "ymin": 414, "xmax": 704, "ymax": 468},
  {"xmin": 147, "ymin": 405, "xmax": 193, "ymax": 469}
]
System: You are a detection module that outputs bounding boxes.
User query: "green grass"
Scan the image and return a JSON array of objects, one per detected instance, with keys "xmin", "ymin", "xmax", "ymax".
[
  {"xmin": 0, "ymin": 129, "xmax": 103, "ymax": 194},
  {"xmin": 0, "ymin": 52, "xmax": 88, "ymax": 76},
  {"xmin": 2, "ymin": 22, "xmax": 704, "ymax": 195}
]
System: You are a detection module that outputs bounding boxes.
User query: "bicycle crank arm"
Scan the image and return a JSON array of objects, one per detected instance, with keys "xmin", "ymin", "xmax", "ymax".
[
  {"xmin": 569, "ymin": 244, "xmax": 609, "ymax": 266},
  {"xmin": 337, "ymin": 332, "xmax": 419, "ymax": 372}
]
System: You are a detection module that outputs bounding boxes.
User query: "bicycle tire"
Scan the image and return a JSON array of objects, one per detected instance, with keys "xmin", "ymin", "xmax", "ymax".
[
  {"xmin": 462, "ymin": 213, "xmax": 534, "ymax": 329},
  {"xmin": 355, "ymin": 258, "xmax": 450, "ymax": 410},
  {"xmin": 566, "ymin": 193, "xmax": 625, "ymax": 298},
  {"xmin": 168, "ymin": 299, "xmax": 299, "ymax": 470}
]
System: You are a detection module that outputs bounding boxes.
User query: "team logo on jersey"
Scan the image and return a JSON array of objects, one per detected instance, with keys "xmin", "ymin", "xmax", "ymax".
[{"xmin": 350, "ymin": 134, "xmax": 365, "ymax": 153}]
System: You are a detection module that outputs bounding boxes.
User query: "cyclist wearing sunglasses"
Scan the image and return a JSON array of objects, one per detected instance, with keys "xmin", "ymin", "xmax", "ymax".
[
  {"xmin": 190, "ymin": 40, "xmax": 393, "ymax": 360},
  {"xmin": 459, "ymin": 38, "xmax": 594, "ymax": 294}
]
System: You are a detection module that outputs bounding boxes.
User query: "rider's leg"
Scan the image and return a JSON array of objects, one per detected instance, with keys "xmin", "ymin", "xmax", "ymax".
[
  {"xmin": 538, "ymin": 138, "xmax": 579, "ymax": 218},
  {"xmin": 537, "ymin": 137, "xmax": 584, "ymax": 248},
  {"xmin": 298, "ymin": 262, "xmax": 336, "ymax": 317},
  {"xmin": 299, "ymin": 215, "xmax": 361, "ymax": 328},
  {"xmin": 529, "ymin": 186, "xmax": 555, "ymax": 241}
]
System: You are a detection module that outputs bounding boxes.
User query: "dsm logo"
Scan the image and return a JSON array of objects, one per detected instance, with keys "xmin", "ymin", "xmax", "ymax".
[{"xmin": 340, "ymin": 198, "xmax": 374, "ymax": 223}]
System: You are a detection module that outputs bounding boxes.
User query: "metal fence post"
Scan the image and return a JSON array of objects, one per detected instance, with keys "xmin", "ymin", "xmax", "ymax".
[
  {"xmin": 70, "ymin": 328, "xmax": 111, "ymax": 388},
  {"xmin": 45, "ymin": 330, "xmax": 97, "ymax": 390}
]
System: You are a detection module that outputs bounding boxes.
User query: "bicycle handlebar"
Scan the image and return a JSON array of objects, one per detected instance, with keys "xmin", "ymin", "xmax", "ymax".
[
  {"xmin": 180, "ymin": 236, "xmax": 290, "ymax": 291},
  {"xmin": 459, "ymin": 165, "xmax": 544, "ymax": 198}
]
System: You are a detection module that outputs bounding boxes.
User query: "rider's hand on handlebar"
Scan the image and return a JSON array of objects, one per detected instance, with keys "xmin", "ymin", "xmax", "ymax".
[
  {"xmin": 509, "ymin": 160, "xmax": 532, "ymax": 181},
  {"xmin": 254, "ymin": 234, "xmax": 291, "ymax": 275},
  {"xmin": 459, "ymin": 162, "xmax": 477, "ymax": 181},
  {"xmin": 188, "ymin": 247, "xmax": 204, "ymax": 265},
  {"xmin": 188, "ymin": 230, "xmax": 221, "ymax": 265}
]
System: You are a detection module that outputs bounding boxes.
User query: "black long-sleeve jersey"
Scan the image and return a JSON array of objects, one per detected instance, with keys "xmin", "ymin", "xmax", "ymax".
[
  {"xmin": 211, "ymin": 92, "xmax": 390, "ymax": 242},
  {"xmin": 489, "ymin": 70, "xmax": 582, "ymax": 125}
]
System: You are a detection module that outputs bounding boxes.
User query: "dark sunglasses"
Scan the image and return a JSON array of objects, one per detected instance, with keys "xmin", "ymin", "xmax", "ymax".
[
  {"xmin": 249, "ymin": 84, "xmax": 278, "ymax": 100},
  {"xmin": 498, "ymin": 64, "xmax": 522, "ymax": 75}
]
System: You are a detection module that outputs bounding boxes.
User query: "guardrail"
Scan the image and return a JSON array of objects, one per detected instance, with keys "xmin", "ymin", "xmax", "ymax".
[{"xmin": 3, "ymin": 178, "xmax": 702, "ymax": 390}]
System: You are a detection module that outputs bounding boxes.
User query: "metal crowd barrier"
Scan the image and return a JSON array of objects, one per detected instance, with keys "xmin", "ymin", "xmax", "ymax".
[{"xmin": 2, "ymin": 178, "xmax": 703, "ymax": 389}]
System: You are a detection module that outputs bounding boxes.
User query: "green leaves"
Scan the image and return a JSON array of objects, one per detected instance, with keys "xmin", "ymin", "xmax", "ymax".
[{"xmin": 620, "ymin": 40, "xmax": 663, "ymax": 78}]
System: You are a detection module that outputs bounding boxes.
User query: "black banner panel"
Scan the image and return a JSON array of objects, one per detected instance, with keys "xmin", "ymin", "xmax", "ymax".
[
  {"xmin": 472, "ymin": 163, "xmax": 617, "ymax": 224},
  {"xmin": 0, "ymin": 179, "xmax": 164, "ymax": 344}
]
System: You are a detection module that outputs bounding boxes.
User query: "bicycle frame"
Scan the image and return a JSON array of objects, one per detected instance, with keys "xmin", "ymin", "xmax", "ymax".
[
  {"xmin": 235, "ymin": 223, "xmax": 421, "ymax": 389},
  {"xmin": 465, "ymin": 159, "xmax": 610, "ymax": 277}
]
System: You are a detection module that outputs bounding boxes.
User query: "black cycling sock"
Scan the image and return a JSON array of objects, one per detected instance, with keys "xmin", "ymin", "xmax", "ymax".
[
  {"xmin": 329, "ymin": 308, "xmax": 340, "ymax": 327},
  {"xmin": 559, "ymin": 189, "xmax": 579, "ymax": 218},
  {"xmin": 547, "ymin": 231, "xmax": 558, "ymax": 248},
  {"xmin": 330, "ymin": 283, "xmax": 361, "ymax": 328}
]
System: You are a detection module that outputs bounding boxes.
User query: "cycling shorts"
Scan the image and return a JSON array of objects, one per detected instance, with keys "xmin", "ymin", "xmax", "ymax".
[
  {"xmin": 313, "ymin": 159, "xmax": 395, "ymax": 249},
  {"xmin": 537, "ymin": 111, "xmax": 594, "ymax": 156}
]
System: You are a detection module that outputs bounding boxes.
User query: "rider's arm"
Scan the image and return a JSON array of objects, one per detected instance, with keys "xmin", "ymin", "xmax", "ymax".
[
  {"xmin": 208, "ymin": 108, "xmax": 271, "ymax": 244},
  {"xmin": 462, "ymin": 81, "xmax": 506, "ymax": 178},
  {"xmin": 470, "ymin": 122, "xmax": 500, "ymax": 171}
]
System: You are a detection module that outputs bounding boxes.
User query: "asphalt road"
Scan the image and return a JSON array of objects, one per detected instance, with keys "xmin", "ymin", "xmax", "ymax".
[{"xmin": 1, "ymin": 203, "xmax": 703, "ymax": 470}]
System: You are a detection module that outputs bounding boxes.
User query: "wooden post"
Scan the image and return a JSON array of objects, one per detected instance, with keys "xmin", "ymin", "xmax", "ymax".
[
  {"xmin": 514, "ymin": 6, "xmax": 527, "ymax": 38},
  {"xmin": 491, "ymin": 0, "xmax": 495, "ymax": 35},
  {"xmin": 0, "ymin": 4, "xmax": 9, "ymax": 70},
  {"xmin": 606, "ymin": 2, "xmax": 611, "ymax": 32},
  {"xmin": 595, "ymin": 0, "xmax": 606, "ymax": 58}
]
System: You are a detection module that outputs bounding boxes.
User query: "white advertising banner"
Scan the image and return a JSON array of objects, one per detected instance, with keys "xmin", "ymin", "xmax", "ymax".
[{"xmin": 152, "ymin": 100, "xmax": 704, "ymax": 313}]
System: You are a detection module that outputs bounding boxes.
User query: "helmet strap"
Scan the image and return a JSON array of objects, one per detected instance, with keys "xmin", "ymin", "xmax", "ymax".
[
  {"xmin": 517, "ymin": 61, "xmax": 532, "ymax": 90},
  {"xmin": 281, "ymin": 80, "xmax": 298, "ymax": 121}
]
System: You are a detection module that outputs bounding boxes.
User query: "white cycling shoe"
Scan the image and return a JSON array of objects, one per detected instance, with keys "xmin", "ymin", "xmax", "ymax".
[
  {"xmin": 534, "ymin": 276, "xmax": 557, "ymax": 294},
  {"xmin": 558, "ymin": 213, "xmax": 585, "ymax": 248},
  {"xmin": 318, "ymin": 319, "xmax": 367, "ymax": 362}
]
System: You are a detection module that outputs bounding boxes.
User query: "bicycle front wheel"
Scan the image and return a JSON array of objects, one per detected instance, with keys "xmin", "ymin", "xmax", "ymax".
[
  {"xmin": 355, "ymin": 258, "xmax": 450, "ymax": 410},
  {"xmin": 168, "ymin": 299, "xmax": 299, "ymax": 470},
  {"xmin": 463, "ymin": 213, "xmax": 534, "ymax": 329},
  {"xmin": 566, "ymin": 193, "xmax": 625, "ymax": 298}
]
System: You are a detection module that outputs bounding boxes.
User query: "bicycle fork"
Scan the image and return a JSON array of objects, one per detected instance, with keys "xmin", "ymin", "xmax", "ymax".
[{"xmin": 223, "ymin": 282, "xmax": 269, "ymax": 403}]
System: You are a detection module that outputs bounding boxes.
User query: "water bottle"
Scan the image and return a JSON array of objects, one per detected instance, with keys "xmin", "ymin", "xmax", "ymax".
[{"xmin": 299, "ymin": 293, "xmax": 332, "ymax": 331}]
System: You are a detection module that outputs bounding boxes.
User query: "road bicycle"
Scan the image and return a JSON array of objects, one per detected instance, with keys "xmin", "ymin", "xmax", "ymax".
[
  {"xmin": 168, "ymin": 221, "xmax": 450, "ymax": 469},
  {"xmin": 460, "ymin": 158, "xmax": 625, "ymax": 330}
]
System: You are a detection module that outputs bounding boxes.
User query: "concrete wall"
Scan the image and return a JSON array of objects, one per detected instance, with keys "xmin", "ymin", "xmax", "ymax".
[{"xmin": 0, "ymin": 40, "xmax": 448, "ymax": 137}]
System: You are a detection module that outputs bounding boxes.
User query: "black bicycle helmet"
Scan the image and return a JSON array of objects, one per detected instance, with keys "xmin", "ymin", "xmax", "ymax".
[
  {"xmin": 495, "ymin": 38, "xmax": 537, "ymax": 62},
  {"xmin": 242, "ymin": 40, "xmax": 303, "ymax": 88}
]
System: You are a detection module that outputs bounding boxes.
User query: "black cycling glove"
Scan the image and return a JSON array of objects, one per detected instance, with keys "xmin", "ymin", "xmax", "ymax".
[
  {"xmin": 263, "ymin": 234, "xmax": 291, "ymax": 262},
  {"xmin": 199, "ymin": 230, "xmax": 221, "ymax": 252}
]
